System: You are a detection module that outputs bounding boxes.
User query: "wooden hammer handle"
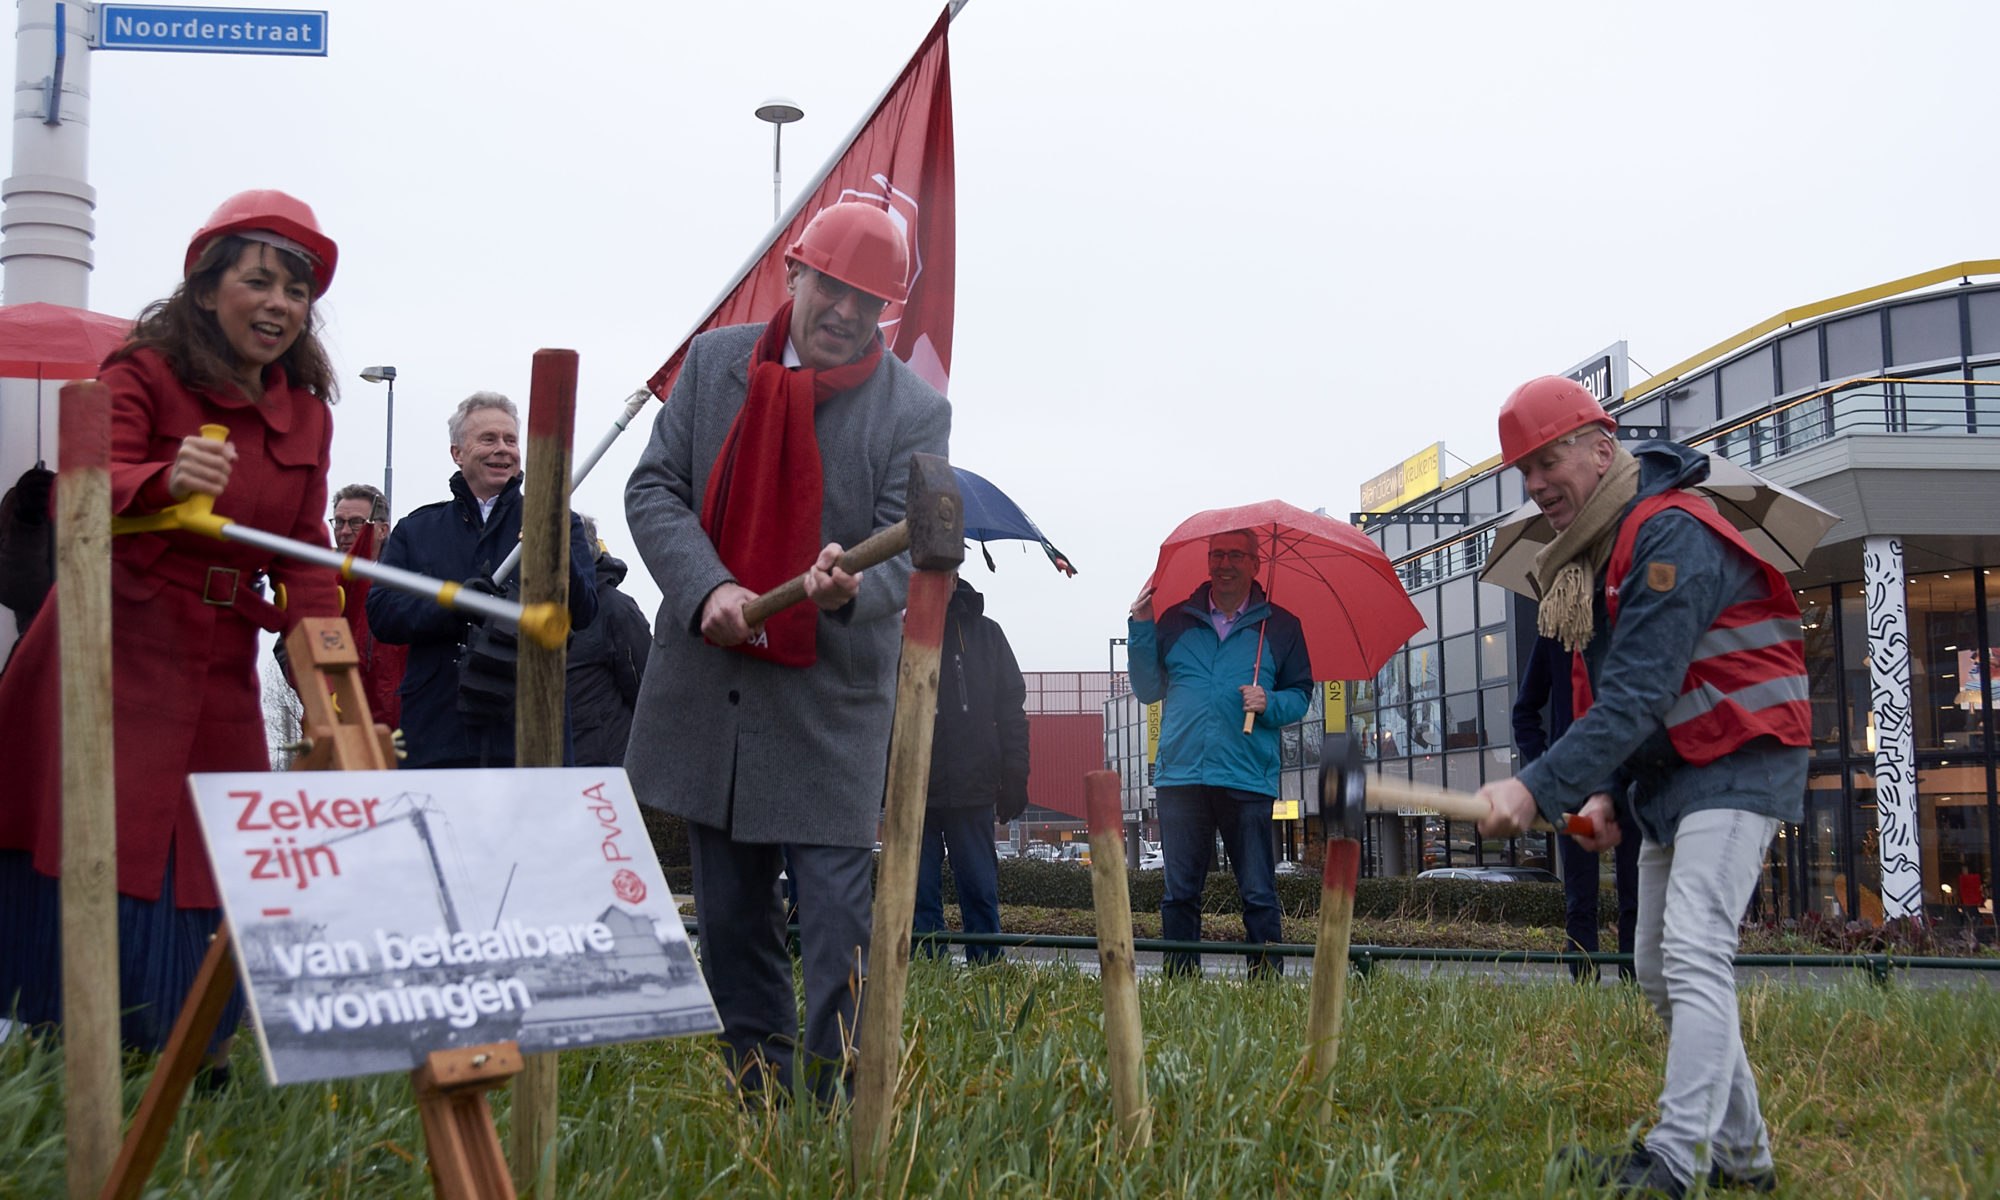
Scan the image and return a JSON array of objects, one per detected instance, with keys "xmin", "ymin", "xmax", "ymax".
[
  {"xmin": 1367, "ymin": 776, "xmax": 1597, "ymax": 837},
  {"xmin": 740, "ymin": 520, "xmax": 912, "ymax": 628}
]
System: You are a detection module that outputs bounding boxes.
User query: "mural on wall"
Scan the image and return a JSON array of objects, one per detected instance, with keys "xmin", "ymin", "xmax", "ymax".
[{"xmin": 1864, "ymin": 536, "xmax": 1923, "ymax": 920}]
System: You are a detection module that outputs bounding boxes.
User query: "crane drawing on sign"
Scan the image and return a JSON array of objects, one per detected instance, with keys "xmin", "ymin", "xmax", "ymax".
[{"xmin": 316, "ymin": 792, "xmax": 464, "ymax": 935}]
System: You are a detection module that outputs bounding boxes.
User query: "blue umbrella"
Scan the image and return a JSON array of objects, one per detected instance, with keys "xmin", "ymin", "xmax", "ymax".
[{"xmin": 953, "ymin": 466, "xmax": 1076, "ymax": 576}]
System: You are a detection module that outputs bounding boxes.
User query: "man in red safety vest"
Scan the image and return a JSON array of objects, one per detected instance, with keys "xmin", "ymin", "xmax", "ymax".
[{"xmin": 1476, "ymin": 375, "xmax": 1808, "ymax": 1199}]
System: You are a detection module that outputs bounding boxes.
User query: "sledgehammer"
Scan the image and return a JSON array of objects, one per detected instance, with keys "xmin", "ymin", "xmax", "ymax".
[
  {"xmin": 1318, "ymin": 733, "xmax": 1600, "ymax": 839},
  {"xmin": 742, "ymin": 453, "xmax": 960, "ymax": 628}
]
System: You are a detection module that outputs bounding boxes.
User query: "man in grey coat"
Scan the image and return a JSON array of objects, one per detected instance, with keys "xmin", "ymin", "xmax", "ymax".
[{"xmin": 624, "ymin": 203, "xmax": 950, "ymax": 1104}]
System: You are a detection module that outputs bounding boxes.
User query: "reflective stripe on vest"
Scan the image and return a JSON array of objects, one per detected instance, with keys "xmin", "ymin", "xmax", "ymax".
[{"xmin": 1577, "ymin": 489, "xmax": 1812, "ymax": 766}]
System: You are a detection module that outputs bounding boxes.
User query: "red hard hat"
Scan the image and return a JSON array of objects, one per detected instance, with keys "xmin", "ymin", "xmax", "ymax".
[
  {"xmin": 184, "ymin": 189, "xmax": 338, "ymax": 296},
  {"xmin": 1498, "ymin": 375, "xmax": 1617, "ymax": 465},
  {"xmin": 785, "ymin": 202, "xmax": 909, "ymax": 304}
]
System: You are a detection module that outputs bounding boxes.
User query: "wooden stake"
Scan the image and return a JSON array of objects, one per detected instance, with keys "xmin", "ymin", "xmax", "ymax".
[
  {"xmin": 851, "ymin": 567, "xmax": 955, "ymax": 1180},
  {"xmin": 1304, "ymin": 837, "xmax": 1361, "ymax": 1125},
  {"xmin": 1085, "ymin": 770, "xmax": 1151, "ymax": 1149},
  {"xmin": 508, "ymin": 348, "xmax": 578, "ymax": 1199},
  {"xmin": 57, "ymin": 381, "xmax": 120, "ymax": 1200}
]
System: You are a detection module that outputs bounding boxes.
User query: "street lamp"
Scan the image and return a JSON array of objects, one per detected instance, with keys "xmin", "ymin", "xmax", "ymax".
[
  {"xmin": 359, "ymin": 365, "xmax": 396, "ymax": 518},
  {"xmin": 754, "ymin": 97, "xmax": 804, "ymax": 224}
]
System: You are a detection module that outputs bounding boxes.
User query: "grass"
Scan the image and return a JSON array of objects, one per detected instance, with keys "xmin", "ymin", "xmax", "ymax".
[{"xmin": 5, "ymin": 961, "xmax": 1997, "ymax": 1198}]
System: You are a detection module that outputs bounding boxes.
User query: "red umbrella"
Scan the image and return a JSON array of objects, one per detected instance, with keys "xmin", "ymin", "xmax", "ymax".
[
  {"xmin": 1145, "ymin": 499, "xmax": 1422, "ymax": 683},
  {"xmin": 0, "ymin": 301, "xmax": 132, "ymax": 379}
]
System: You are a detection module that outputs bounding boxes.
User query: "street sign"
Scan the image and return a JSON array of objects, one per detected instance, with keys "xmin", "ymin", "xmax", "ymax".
[{"xmin": 97, "ymin": 4, "xmax": 327, "ymax": 56}]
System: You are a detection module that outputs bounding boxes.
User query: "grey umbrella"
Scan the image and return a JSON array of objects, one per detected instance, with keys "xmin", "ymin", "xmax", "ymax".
[{"xmin": 1480, "ymin": 452, "xmax": 1840, "ymax": 599}]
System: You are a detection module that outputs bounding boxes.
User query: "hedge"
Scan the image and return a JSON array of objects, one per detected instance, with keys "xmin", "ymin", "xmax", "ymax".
[
  {"xmin": 978, "ymin": 859, "xmax": 1579, "ymax": 929},
  {"xmin": 644, "ymin": 813, "xmax": 1605, "ymax": 930}
]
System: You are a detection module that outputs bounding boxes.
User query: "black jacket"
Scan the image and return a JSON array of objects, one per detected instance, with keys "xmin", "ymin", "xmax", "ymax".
[
  {"xmin": 566, "ymin": 552, "xmax": 652, "ymax": 767},
  {"xmin": 1512, "ymin": 634, "xmax": 1574, "ymax": 764},
  {"xmin": 927, "ymin": 580, "xmax": 1031, "ymax": 817},
  {"xmin": 367, "ymin": 472, "xmax": 597, "ymax": 768}
]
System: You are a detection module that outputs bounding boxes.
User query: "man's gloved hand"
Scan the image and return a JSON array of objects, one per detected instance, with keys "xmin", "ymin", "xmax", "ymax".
[
  {"xmin": 996, "ymin": 778, "xmax": 1031, "ymax": 824},
  {"xmin": 460, "ymin": 575, "xmax": 505, "ymax": 626}
]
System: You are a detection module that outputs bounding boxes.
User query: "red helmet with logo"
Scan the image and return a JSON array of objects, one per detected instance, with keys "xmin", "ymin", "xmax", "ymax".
[
  {"xmin": 184, "ymin": 189, "xmax": 338, "ymax": 296},
  {"xmin": 785, "ymin": 202, "xmax": 908, "ymax": 304},
  {"xmin": 1498, "ymin": 375, "xmax": 1617, "ymax": 465}
]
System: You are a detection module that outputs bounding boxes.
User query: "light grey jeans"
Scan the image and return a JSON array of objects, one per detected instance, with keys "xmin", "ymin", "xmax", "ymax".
[{"xmin": 1634, "ymin": 807, "xmax": 1779, "ymax": 1187}]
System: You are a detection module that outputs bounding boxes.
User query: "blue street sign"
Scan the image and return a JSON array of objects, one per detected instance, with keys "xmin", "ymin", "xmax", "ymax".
[{"xmin": 98, "ymin": 5, "xmax": 327, "ymax": 56}]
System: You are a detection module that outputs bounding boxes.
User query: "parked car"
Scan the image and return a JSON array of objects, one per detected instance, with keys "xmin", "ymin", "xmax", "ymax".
[
  {"xmin": 995, "ymin": 841, "xmax": 1020, "ymax": 860},
  {"xmin": 1023, "ymin": 843, "xmax": 1060, "ymax": 862},
  {"xmin": 1138, "ymin": 842, "xmax": 1164, "ymax": 871},
  {"xmin": 1417, "ymin": 866, "xmax": 1560, "ymax": 884},
  {"xmin": 1274, "ymin": 859, "xmax": 1312, "ymax": 877},
  {"xmin": 1055, "ymin": 843, "xmax": 1091, "ymax": 866}
]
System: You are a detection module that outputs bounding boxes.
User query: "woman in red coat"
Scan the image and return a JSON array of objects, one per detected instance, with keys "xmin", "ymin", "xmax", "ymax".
[{"xmin": 0, "ymin": 191, "xmax": 342, "ymax": 1066}]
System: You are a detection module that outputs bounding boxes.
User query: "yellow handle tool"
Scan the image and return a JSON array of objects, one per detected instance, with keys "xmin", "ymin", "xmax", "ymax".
[
  {"xmin": 104, "ymin": 424, "xmax": 568, "ymax": 648},
  {"xmin": 109, "ymin": 423, "xmax": 233, "ymax": 537}
]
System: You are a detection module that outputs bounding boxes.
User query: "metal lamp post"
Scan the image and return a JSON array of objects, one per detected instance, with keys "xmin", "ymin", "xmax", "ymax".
[
  {"xmin": 754, "ymin": 98, "xmax": 804, "ymax": 224},
  {"xmin": 360, "ymin": 365, "xmax": 396, "ymax": 518}
]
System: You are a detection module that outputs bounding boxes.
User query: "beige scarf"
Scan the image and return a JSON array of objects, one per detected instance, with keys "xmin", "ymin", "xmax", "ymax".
[{"xmin": 1530, "ymin": 444, "xmax": 1640, "ymax": 652}]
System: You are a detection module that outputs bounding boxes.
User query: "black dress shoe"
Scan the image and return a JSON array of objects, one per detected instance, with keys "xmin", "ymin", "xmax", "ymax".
[
  {"xmin": 1608, "ymin": 1149, "xmax": 1688, "ymax": 1199},
  {"xmin": 1707, "ymin": 1161, "xmax": 1779, "ymax": 1192},
  {"xmin": 1554, "ymin": 1143, "xmax": 1686, "ymax": 1199}
]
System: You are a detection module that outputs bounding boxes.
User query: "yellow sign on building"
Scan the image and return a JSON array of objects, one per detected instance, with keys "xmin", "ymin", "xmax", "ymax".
[
  {"xmin": 1359, "ymin": 442, "xmax": 1445, "ymax": 513},
  {"xmin": 1146, "ymin": 702, "xmax": 1162, "ymax": 763},
  {"xmin": 1272, "ymin": 800, "xmax": 1299, "ymax": 821},
  {"xmin": 1324, "ymin": 680, "xmax": 1346, "ymax": 734}
]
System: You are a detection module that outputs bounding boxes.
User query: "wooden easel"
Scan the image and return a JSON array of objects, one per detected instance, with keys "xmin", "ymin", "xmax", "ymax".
[{"xmin": 98, "ymin": 616, "xmax": 524, "ymax": 1200}]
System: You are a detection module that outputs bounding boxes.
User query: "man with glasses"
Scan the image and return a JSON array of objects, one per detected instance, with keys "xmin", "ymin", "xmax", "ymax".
[
  {"xmin": 1127, "ymin": 529, "xmax": 1313, "ymax": 978},
  {"xmin": 624, "ymin": 202, "xmax": 949, "ymax": 1104},
  {"xmin": 325, "ymin": 483, "xmax": 405, "ymax": 725},
  {"xmin": 328, "ymin": 482, "xmax": 386, "ymax": 555}
]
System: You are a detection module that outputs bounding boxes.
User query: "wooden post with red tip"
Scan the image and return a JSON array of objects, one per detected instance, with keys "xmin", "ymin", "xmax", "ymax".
[
  {"xmin": 851, "ymin": 455, "xmax": 964, "ymax": 1181},
  {"xmin": 1304, "ymin": 836, "xmax": 1360, "ymax": 1126},
  {"xmin": 1086, "ymin": 769, "xmax": 1152, "ymax": 1150},
  {"xmin": 508, "ymin": 348, "xmax": 578, "ymax": 1199},
  {"xmin": 57, "ymin": 381, "xmax": 120, "ymax": 1200}
]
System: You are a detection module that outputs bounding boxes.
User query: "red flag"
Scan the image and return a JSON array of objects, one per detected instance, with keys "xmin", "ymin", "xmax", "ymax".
[{"xmin": 648, "ymin": 8, "xmax": 956, "ymax": 400}]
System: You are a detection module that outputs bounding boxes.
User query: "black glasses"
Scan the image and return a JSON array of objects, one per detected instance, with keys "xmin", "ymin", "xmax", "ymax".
[
  {"xmin": 811, "ymin": 269, "xmax": 889, "ymax": 316},
  {"xmin": 1207, "ymin": 550, "xmax": 1255, "ymax": 564},
  {"xmin": 330, "ymin": 516, "xmax": 376, "ymax": 531}
]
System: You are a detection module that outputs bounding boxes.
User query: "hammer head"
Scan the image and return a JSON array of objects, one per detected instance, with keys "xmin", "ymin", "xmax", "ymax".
[
  {"xmin": 905, "ymin": 452, "xmax": 965, "ymax": 572},
  {"xmin": 1318, "ymin": 733, "xmax": 1366, "ymax": 842}
]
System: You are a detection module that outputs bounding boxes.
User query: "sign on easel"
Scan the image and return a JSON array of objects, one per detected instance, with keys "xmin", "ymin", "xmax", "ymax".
[{"xmin": 188, "ymin": 767, "xmax": 718, "ymax": 1085}]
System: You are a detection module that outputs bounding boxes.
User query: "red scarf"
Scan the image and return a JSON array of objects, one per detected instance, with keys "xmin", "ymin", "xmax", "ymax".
[{"xmin": 699, "ymin": 300, "xmax": 883, "ymax": 666}]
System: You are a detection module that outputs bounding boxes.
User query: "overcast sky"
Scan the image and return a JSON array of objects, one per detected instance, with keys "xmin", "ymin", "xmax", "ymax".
[{"xmin": 62, "ymin": 0, "xmax": 2000, "ymax": 670}]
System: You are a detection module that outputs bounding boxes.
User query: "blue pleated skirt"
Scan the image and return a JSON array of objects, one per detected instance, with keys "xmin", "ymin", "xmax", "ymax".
[{"xmin": 0, "ymin": 849, "xmax": 245, "ymax": 1054}]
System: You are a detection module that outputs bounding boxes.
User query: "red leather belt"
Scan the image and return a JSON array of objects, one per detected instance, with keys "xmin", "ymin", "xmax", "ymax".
[{"xmin": 145, "ymin": 554, "xmax": 285, "ymax": 633}]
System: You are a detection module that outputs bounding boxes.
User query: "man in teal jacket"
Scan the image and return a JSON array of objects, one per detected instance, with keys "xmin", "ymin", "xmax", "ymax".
[{"xmin": 1128, "ymin": 529, "xmax": 1313, "ymax": 976}]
